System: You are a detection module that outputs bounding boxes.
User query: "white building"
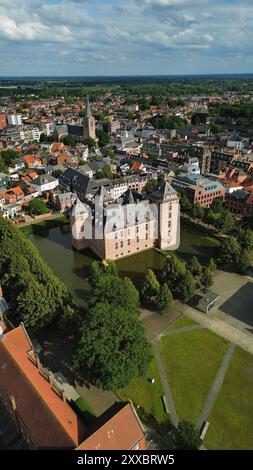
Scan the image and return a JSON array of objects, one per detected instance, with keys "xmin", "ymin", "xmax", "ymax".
[
  {"xmin": 7, "ymin": 114, "xmax": 22, "ymax": 126},
  {"xmin": 31, "ymin": 127, "xmax": 40, "ymax": 142},
  {"xmin": 30, "ymin": 175, "xmax": 59, "ymax": 195}
]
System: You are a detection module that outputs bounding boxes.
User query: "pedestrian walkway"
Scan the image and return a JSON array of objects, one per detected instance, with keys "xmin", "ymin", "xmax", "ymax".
[
  {"xmin": 197, "ymin": 343, "xmax": 236, "ymax": 431},
  {"xmin": 184, "ymin": 307, "xmax": 253, "ymax": 354},
  {"xmin": 152, "ymin": 340, "xmax": 179, "ymax": 426}
]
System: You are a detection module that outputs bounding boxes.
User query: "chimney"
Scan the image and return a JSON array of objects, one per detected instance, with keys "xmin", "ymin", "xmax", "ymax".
[{"xmin": 10, "ymin": 395, "xmax": 16, "ymax": 411}]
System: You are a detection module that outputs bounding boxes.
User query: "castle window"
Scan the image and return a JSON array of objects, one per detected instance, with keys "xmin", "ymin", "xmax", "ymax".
[
  {"xmin": 115, "ymin": 233, "xmax": 118, "ymax": 240},
  {"xmin": 137, "ymin": 237, "xmax": 139, "ymax": 243},
  {"xmin": 136, "ymin": 227, "xmax": 139, "ymax": 233},
  {"xmin": 146, "ymin": 224, "xmax": 148, "ymax": 230},
  {"xmin": 120, "ymin": 241, "xmax": 123, "ymax": 248},
  {"xmin": 128, "ymin": 239, "xmax": 130, "ymax": 245},
  {"xmin": 115, "ymin": 243, "xmax": 118, "ymax": 249}
]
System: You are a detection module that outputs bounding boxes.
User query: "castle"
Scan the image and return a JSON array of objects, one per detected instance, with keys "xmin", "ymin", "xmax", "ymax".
[{"xmin": 70, "ymin": 181, "xmax": 180, "ymax": 261}]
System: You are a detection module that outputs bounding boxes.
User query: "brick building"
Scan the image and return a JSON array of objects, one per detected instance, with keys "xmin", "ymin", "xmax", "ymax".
[{"xmin": 171, "ymin": 175, "xmax": 225, "ymax": 208}]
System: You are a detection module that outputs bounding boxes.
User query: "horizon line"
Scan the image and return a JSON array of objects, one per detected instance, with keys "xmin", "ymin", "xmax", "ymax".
[{"xmin": 0, "ymin": 72, "xmax": 253, "ymax": 79}]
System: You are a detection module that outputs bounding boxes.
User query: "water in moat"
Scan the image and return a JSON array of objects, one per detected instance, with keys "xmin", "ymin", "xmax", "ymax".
[{"xmin": 28, "ymin": 219, "xmax": 219, "ymax": 305}]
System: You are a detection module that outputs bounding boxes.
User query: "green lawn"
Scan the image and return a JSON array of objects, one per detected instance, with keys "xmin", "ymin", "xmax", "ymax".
[
  {"xmin": 117, "ymin": 358, "xmax": 167, "ymax": 424},
  {"xmin": 166, "ymin": 316, "xmax": 197, "ymax": 331},
  {"xmin": 160, "ymin": 329, "xmax": 228, "ymax": 423},
  {"xmin": 205, "ymin": 348, "xmax": 253, "ymax": 450}
]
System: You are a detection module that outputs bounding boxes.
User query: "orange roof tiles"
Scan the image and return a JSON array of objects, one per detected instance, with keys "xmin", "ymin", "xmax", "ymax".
[
  {"xmin": 0, "ymin": 326, "xmax": 86, "ymax": 449},
  {"xmin": 76, "ymin": 403, "xmax": 145, "ymax": 451}
]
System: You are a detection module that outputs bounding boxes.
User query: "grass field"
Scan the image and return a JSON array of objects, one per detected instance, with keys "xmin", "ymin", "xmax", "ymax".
[
  {"xmin": 160, "ymin": 329, "xmax": 228, "ymax": 423},
  {"xmin": 117, "ymin": 358, "xmax": 168, "ymax": 425},
  {"xmin": 166, "ymin": 316, "xmax": 197, "ymax": 331},
  {"xmin": 205, "ymin": 348, "xmax": 253, "ymax": 450}
]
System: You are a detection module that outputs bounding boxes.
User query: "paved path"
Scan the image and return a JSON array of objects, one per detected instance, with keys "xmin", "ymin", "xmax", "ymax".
[
  {"xmin": 152, "ymin": 340, "xmax": 179, "ymax": 426},
  {"xmin": 160, "ymin": 324, "xmax": 205, "ymax": 337},
  {"xmin": 197, "ymin": 343, "xmax": 236, "ymax": 430},
  {"xmin": 184, "ymin": 307, "xmax": 253, "ymax": 355}
]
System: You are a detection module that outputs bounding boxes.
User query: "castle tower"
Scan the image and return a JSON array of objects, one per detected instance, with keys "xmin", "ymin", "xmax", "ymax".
[
  {"xmin": 83, "ymin": 96, "xmax": 96, "ymax": 140},
  {"xmin": 70, "ymin": 199, "xmax": 91, "ymax": 251},
  {"xmin": 154, "ymin": 182, "xmax": 180, "ymax": 251}
]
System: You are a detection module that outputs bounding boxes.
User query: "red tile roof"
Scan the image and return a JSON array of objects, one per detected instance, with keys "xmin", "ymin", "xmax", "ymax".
[
  {"xmin": 76, "ymin": 403, "xmax": 145, "ymax": 451},
  {"xmin": 0, "ymin": 326, "xmax": 86, "ymax": 449}
]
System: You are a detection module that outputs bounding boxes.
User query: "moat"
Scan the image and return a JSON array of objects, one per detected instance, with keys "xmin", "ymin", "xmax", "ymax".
[{"xmin": 28, "ymin": 219, "xmax": 220, "ymax": 305}]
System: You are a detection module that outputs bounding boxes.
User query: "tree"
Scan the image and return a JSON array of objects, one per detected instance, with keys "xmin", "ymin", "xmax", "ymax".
[
  {"xmin": 0, "ymin": 218, "xmax": 74, "ymax": 330},
  {"xmin": 96, "ymin": 129, "xmax": 111, "ymax": 147},
  {"xmin": 178, "ymin": 270, "xmax": 196, "ymax": 303},
  {"xmin": 91, "ymin": 275, "xmax": 139, "ymax": 316},
  {"xmin": 187, "ymin": 256, "xmax": 202, "ymax": 277},
  {"xmin": 144, "ymin": 178, "xmax": 157, "ymax": 193},
  {"xmin": 72, "ymin": 302, "xmax": 152, "ymax": 390},
  {"xmin": 28, "ymin": 198, "xmax": 49, "ymax": 216},
  {"xmin": 0, "ymin": 148, "xmax": 18, "ymax": 166},
  {"xmin": 156, "ymin": 283, "xmax": 172, "ymax": 314},
  {"xmin": 236, "ymin": 249, "xmax": 251, "ymax": 275},
  {"xmin": 191, "ymin": 203, "xmax": 204, "ymax": 220},
  {"xmin": 237, "ymin": 228, "xmax": 253, "ymax": 252},
  {"xmin": 40, "ymin": 133, "xmax": 48, "ymax": 143},
  {"xmin": 159, "ymin": 255, "xmax": 195, "ymax": 302},
  {"xmin": 95, "ymin": 163, "xmax": 113, "ymax": 180},
  {"xmin": 207, "ymin": 257, "xmax": 216, "ymax": 272},
  {"xmin": 180, "ymin": 194, "xmax": 192, "ymax": 213},
  {"xmin": 211, "ymin": 198, "xmax": 224, "ymax": 213},
  {"xmin": 216, "ymin": 211, "xmax": 234, "ymax": 233},
  {"xmin": 218, "ymin": 237, "xmax": 241, "ymax": 267},
  {"xmin": 52, "ymin": 169, "xmax": 63, "ymax": 178},
  {"xmin": 89, "ymin": 260, "xmax": 118, "ymax": 288},
  {"xmin": 201, "ymin": 267, "xmax": 213, "ymax": 291},
  {"xmin": 169, "ymin": 421, "xmax": 201, "ymax": 450},
  {"xmin": 84, "ymin": 137, "xmax": 96, "ymax": 151},
  {"xmin": 141, "ymin": 269, "xmax": 160, "ymax": 302},
  {"xmin": 89, "ymin": 261, "xmax": 139, "ymax": 315},
  {"xmin": 0, "ymin": 156, "xmax": 7, "ymax": 173},
  {"xmin": 62, "ymin": 135, "xmax": 76, "ymax": 147}
]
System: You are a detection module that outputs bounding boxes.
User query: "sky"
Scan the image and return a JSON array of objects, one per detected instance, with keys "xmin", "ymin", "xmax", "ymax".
[{"xmin": 0, "ymin": 0, "xmax": 253, "ymax": 76}]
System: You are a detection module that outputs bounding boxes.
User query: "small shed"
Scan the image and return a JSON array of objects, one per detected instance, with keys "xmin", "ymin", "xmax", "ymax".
[{"xmin": 197, "ymin": 291, "xmax": 220, "ymax": 314}]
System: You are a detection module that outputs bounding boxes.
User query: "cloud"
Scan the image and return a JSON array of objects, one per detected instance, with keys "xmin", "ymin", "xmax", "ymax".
[
  {"xmin": 136, "ymin": 0, "xmax": 205, "ymax": 7},
  {"xmin": 0, "ymin": 0, "xmax": 252, "ymax": 75}
]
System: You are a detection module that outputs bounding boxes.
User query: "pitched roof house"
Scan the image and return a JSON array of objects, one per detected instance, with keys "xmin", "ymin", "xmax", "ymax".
[
  {"xmin": 0, "ymin": 325, "xmax": 86, "ymax": 449},
  {"xmin": 0, "ymin": 325, "xmax": 146, "ymax": 450}
]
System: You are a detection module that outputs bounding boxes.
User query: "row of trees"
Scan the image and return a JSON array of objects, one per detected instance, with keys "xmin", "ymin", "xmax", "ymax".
[
  {"xmin": 0, "ymin": 218, "xmax": 76, "ymax": 330},
  {"xmin": 72, "ymin": 260, "xmax": 152, "ymax": 390},
  {"xmin": 141, "ymin": 255, "xmax": 217, "ymax": 312},
  {"xmin": 218, "ymin": 228, "xmax": 253, "ymax": 274},
  {"xmin": 181, "ymin": 194, "xmax": 235, "ymax": 234}
]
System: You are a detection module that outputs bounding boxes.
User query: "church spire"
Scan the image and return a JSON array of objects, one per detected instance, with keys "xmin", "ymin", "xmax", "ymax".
[{"xmin": 86, "ymin": 95, "xmax": 92, "ymax": 119}]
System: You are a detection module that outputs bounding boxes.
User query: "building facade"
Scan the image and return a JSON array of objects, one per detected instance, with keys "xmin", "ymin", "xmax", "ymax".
[{"xmin": 70, "ymin": 182, "xmax": 180, "ymax": 260}]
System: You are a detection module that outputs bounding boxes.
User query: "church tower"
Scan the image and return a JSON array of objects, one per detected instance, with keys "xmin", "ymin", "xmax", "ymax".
[{"xmin": 83, "ymin": 96, "xmax": 96, "ymax": 140}]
